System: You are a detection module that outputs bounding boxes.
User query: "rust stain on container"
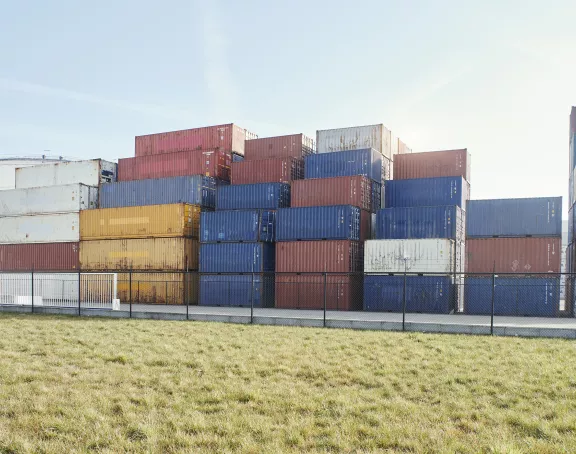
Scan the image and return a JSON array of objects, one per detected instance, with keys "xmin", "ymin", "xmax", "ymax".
[
  {"xmin": 231, "ymin": 158, "xmax": 303, "ymax": 184},
  {"xmin": 0, "ymin": 243, "xmax": 80, "ymax": 271},
  {"xmin": 117, "ymin": 273, "xmax": 198, "ymax": 305},
  {"xmin": 291, "ymin": 176, "xmax": 372, "ymax": 212},
  {"xmin": 394, "ymin": 149, "xmax": 470, "ymax": 182},
  {"xmin": 244, "ymin": 134, "xmax": 315, "ymax": 160},
  {"xmin": 276, "ymin": 240, "xmax": 363, "ymax": 273}
]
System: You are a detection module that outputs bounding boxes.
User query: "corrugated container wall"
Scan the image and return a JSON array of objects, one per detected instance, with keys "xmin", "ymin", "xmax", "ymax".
[
  {"xmin": 99, "ymin": 176, "xmax": 216, "ymax": 209},
  {"xmin": 244, "ymin": 134, "xmax": 315, "ymax": 160},
  {"xmin": 465, "ymin": 237, "xmax": 561, "ymax": 273},
  {"xmin": 466, "ymin": 197, "xmax": 562, "ymax": 238},
  {"xmin": 80, "ymin": 238, "xmax": 199, "ymax": 270},
  {"xmin": 304, "ymin": 148, "xmax": 386, "ymax": 184},
  {"xmin": 398, "ymin": 139, "xmax": 412, "ymax": 155},
  {"xmin": 199, "ymin": 274, "xmax": 275, "ymax": 308},
  {"xmin": 0, "ymin": 213, "xmax": 80, "ymax": 244},
  {"xmin": 0, "ymin": 184, "xmax": 98, "ymax": 216},
  {"xmin": 80, "ymin": 204, "xmax": 201, "ymax": 240},
  {"xmin": 199, "ymin": 243, "xmax": 275, "ymax": 273},
  {"xmin": 231, "ymin": 158, "xmax": 303, "ymax": 184},
  {"xmin": 385, "ymin": 177, "xmax": 469, "ymax": 209},
  {"xmin": 15, "ymin": 159, "xmax": 117, "ymax": 189},
  {"xmin": 316, "ymin": 124, "xmax": 392, "ymax": 160},
  {"xmin": 135, "ymin": 123, "xmax": 256, "ymax": 157},
  {"xmin": 200, "ymin": 210, "xmax": 276, "ymax": 243},
  {"xmin": 393, "ymin": 149, "xmax": 470, "ymax": 182},
  {"xmin": 117, "ymin": 273, "xmax": 199, "ymax": 305},
  {"xmin": 376, "ymin": 206, "xmax": 465, "ymax": 242},
  {"xmin": 216, "ymin": 183, "xmax": 290, "ymax": 210},
  {"xmin": 0, "ymin": 243, "xmax": 80, "ymax": 271},
  {"xmin": 118, "ymin": 150, "xmax": 231, "ymax": 182},
  {"xmin": 276, "ymin": 240, "xmax": 363, "ymax": 273},
  {"xmin": 276, "ymin": 205, "xmax": 361, "ymax": 241}
]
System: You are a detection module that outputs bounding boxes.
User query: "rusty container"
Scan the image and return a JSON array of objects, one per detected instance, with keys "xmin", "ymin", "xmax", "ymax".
[
  {"xmin": 276, "ymin": 240, "xmax": 363, "ymax": 273},
  {"xmin": 117, "ymin": 272, "xmax": 199, "ymax": 305},
  {"xmin": 291, "ymin": 175, "xmax": 372, "ymax": 212},
  {"xmin": 231, "ymin": 157, "xmax": 304, "ymax": 185},
  {"xmin": 393, "ymin": 149, "xmax": 470, "ymax": 182},
  {"xmin": 0, "ymin": 243, "xmax": 80, "ymax": 271},
  {"xmin": 244, "ymin": 134, "xmax": 315, "ymax": 160}
]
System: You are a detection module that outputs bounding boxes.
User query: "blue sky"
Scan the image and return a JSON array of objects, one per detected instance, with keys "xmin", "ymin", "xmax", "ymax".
[{"xmin": 1, "ymin": 0, "xmax": 576, "ymax": 214}]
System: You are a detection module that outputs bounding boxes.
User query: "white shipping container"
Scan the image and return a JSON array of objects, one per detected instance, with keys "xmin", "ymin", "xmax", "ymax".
[
  {"xmin": 0, "ymin": 213, "xmax": 80, "ymax": 244},
  {"xmin": 316, "ymin": 124, "xmax": 392, "ymax": 159},
  {"xmin": 0, "ymin": 184, "xmax": 98, "ymax": 217},
  {"xmin": 364, "ymin": 239, "xmax": 456, "ymax": 274},
  {"xmin": 15, "ymin": 159, "xmax": 117, "ymax": 189}
]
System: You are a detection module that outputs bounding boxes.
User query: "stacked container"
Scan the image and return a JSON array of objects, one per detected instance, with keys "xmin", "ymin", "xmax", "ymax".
[
  {"xmin": 465, "ymin": 197, "xmax": 562, "ymax": 316},
  {"xmin": 365, "ymin": 149, "xmax": 471, "ymax": 314},
  {"xmin": 567, "ymin": 107, "xmax": 576, "ymax": 315}
]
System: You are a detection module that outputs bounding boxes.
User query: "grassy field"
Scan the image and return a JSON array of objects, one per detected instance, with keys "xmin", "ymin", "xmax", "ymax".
[{"xmin": 0, "ymin": 315, "xmax": 575, "ymax": 453}]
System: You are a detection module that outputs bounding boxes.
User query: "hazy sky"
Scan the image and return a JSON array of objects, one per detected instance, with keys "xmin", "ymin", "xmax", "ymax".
[{"xmin": 1, "ymin": 1, "xmax": 576, "ymax": 215}]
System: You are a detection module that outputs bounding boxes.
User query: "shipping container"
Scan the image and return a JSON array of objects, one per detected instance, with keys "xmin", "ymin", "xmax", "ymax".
[
  {"xmin": 15, "ymin": 159, "xmax": 117, "ymax": 189},
  {"xmin": 0, "ymin": 213, "xmax": 80, "ymax": 244},
  {"xmin": 231, "ymin": 157, "xmax": 303, "ymax": 184},
  {"xmin": 80, "ymin": 204, "xmax": 200, "ymax": 240},
  {"xmin": 291, "ymin": 175, "xmax": 373, "ymax": 212},
  {"xmin": 80, "ymin": 238, "xmax": 199, "ymax": 270},
  {"xmin": 0, "ymin": 243, "xmax": 80, "ymax": 271},
  {"xmin": 200, "ymin": 210, "xmax": 275, "ymax": 243},
  {"xmin": 118, "ymin": 150, "xmax": 231, "ymax": 182},
  {"xmin": 276, "ymin": 240, "xmax": 363, "ymax": 273},
  {"xmin": 397, "ymin": 138, "xmax": 412, "ymax": 155},
  {"xmin": 393, "ymin": 149, "xmax": 470, "ymax": 182},
  {"xmin": 465, "ymin": 237, "xmax": 561, "ymax": 273},
  {"xmin": 376, "ymin": 206, "xmax": 465, "ymax": 242},
  {"xmin": 99, "ymin": 176, "xmax": 216, "ymax": 209},
  {"xmin": 464, "ymin": 277, "xmax": 560, "ymax": 317},
  {"xmin": 135, "ymin": 123, "xmax": 256, "ymax": 157},
  {"xmin": 0, "ymin": 184, "xmax": 98, "ymax": 217},
  {"xmin": 199, "ymin": 243, "xmax": 275, "ymax": 273},
  {"xmin": 569, "ymin": 207, "xmax": 574, "ymax": 245},
  {"xmin": 117, "ymin": 272, "xmax": 198, "ymax": 305},
  {"xmin": 277, "ymin": 205, "xmax": 360, "ymax": 241},
  {"xmin": 372, "ymin": 181, "xmax": 382, "ymax": 211},
  {"xmin": 232, "ymin": 153, "xmax": 244, "ymax": 162},
  {"xmin": 244, "ymin": 134, "xmax": 315, "ymax": 160},
  {"xmin": 360, "ymin": 209, "xmax": 372, "ymax": 242},
  {"xmin": 364, "ymin": 239, "xmax": 457, "ymax": 274},
  {"xmin": 304, "ymin": 148, "xmax": 386, "ymax": 184},
  {"xmin": 216, "ymin": 183, "xmax": 290, "ymax": 210},
  {"xmin": 275, "ymin": 274, "xmax": 362, "ymax": 310},
  {"xmin": 364, "ymin": 275, "xmax": 455, "ymax": 314},
  {"xmin": 199, "ymin": 274, "xmax": 274, "ymax": 307},
  {"xmin": 466, "ymin": 197, "xmax": 562, "ymax": 238},
  {"xmin": 316, "ymin": 124, "xmax": 392, "ymax": 159},
  {"xmin": 385, "ymin": 177, "xmax": 469, "ymax": 209},
  {"xmin": 571, "ymin": 107, "xmax": 576, "ymax": 135}
]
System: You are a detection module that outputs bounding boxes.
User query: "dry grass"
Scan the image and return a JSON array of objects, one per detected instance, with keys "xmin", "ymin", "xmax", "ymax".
[{"xmin": 0, "ymin": 313, "xmax": 575, "ymax": 453}]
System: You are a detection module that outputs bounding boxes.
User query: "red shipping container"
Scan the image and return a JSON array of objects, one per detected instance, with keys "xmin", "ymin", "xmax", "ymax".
[
  {"xmin": 291, "ymin": 176, "xmax": 372, "ymax": 212},
  {"xmin": 135, "ymin": 123, "xmax": 257, "ymax": 157},
  {"xmin": 118, "ymin": 150, "xmax": 231, "ymax": 182},
  {"xmin": 466, "ymin": 237, "xmax": 561, "ymax": 273},
  {"xmin": 275, "ymin": 274, "xmax": 363, "ymax": 310},
  {"xmin": 0, "ymin": 243, "xmax": 80, "ymax": 271},
  {"xmin": 276, "ymin": 240, "xmax": 363, "ymax": 273},
  {"xmin": 231, "ymin": 158, "xmax": 303, "ymax": 185},
  {"xmin": 244, "ymin": 134, "xmax": 315, "ymax": 160},
  {"xmin": 393, "ymin": 149, "xmax": 470, "ymax": 182}
]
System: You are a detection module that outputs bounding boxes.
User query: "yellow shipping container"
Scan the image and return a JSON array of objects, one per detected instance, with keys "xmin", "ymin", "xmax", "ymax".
[
  {"xmin": 80, "ymin": 238, "xmax": 199, "ymax": 270},
  {"xmin": 80, "ymin": 204, "xmax": 201, "ymax": 240},
  {"xmin": 117, "ymin": 273, "xmax": 199, "ymax": 305}
]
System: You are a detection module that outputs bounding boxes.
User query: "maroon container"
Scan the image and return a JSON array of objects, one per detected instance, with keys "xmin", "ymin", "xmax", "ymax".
[
  {"xmin": 291, "ymin": 176, "xmax": 372, "ymax": 212},
  {"xmin": 244, "ymin": 134, "xmax": 315, "ymax": 160},
  {"xmin": 135, "ymin": 123, "xmax": 257, "ymax": 157},
  {"xmin": 118, "ymin": 150, "xmax": 232, "ymax": 182},
  {"xmin": 231, "ymin": 158, "xmax": 303, "ymax": 185},
  {"xmin": 466, "ymin": 237, "xmax": 561, "ymax": 273},
  {"xmin": 275, "ymin": 274, "xmax": 363, "ymax": 310},
  {"xmin": 276, "ymin": 240, "xmax": 363, "ymax": 273},
  {"xmin": 394, "ymin": 149, "xmax": 470, "ymax": 182},
  {"xmin": 0, "ymin": 243, "xmax": 80, "ymax": 271}
]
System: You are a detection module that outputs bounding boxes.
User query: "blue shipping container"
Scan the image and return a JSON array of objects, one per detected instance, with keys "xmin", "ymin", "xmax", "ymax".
[
  {"xmin": 304, "ymin": 148, "xmax": 385, "ymax": 184},
  {"xmin": 99, "ymin": 175, "xmax": 216, "ymax": 209},
  {"xmin": 376, "ymin": 206, "xmax": 465, "ymax": 241},
  {"xmin": 199, "ymin": 243, "xmax": 275, "ymax": 273},
  {"xmin": 216, "ymin": 183, "xmax": 290, "ymax": 210},
  {"xmin": 200, "ymin": 210, "xmax": 276, "ymax": 243},
  {"xmin": 199, "ymin": 274, "xmax": 274, "ymax": 307},
  {"xmin": 277, "ymin": 205, "xmax": 360, "ymax": 241},
  {"xmin": 466, "ymin": 197, "xmax": 562, "ymax": 238},
  {"xmin": 385, "ymin": 177, "xmax": 469, "ymax": 209},
  {"xmin": 364, "ymin": 275, "xmax": 455, "ymax": 314},
  {"xmin": 464, "ymin": 277, "xmax": 560, "ymax": 317}
]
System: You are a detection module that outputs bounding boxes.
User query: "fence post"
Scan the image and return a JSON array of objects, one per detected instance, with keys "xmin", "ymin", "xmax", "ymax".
[
  {"xmin": 491, "ymin": 271, "xmax": 496, "ymax": 336},
  {"xmin": 185, "ymin": 258, "xmax": 189, "ymax": 321},
  {"xmin": 78, "ymin": 269, "xmax": 82, "ymax": 316},
  {"xmin": 402, "ymin": 266, "xmax": 407, "ymax": 332},
  {"xmin": 323, "ymin": 272, "xmax": 327, "ymax": 328},
  {"xmin": 250, "ymin": 272, "xmax": 255, "ymax": 324},
  {"xmin": 31, "ymin": 268, "xmax": 34, "ymax": 314},
  {"xmin": 129, "ymin": 268, "xmax": 133, "ymax": 319}
]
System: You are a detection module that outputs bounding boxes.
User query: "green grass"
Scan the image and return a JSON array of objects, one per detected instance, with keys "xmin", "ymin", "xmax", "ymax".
[{"xmin": 0, "ymin": 314, "xmax": 575, "ymax": 453}]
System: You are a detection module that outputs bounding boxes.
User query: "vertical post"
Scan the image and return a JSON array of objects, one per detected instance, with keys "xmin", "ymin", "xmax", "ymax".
[
  {"xmin": 185, "ymin": 258, "xmax": 189, "ymax": 321},
  {"xmin": 491, "ymin": 264, "xmax": 496, "ymax": 335},
  {"xmin": 31, "ymin": 268, "xmax": 34, "ymax": 314},
  {"xmin": 78, "ymin": 269, "xmax": 82, "ymax": 316},
  {"xmin": 402, "ymin": 261, "xmax": 407, "ymax": 332},
  {"xmin": 323, "ymin": 272, "xmax": 327, "ymax": 328},
  {"xmin": 250, "ymin": 253, "xmax": 255, "ymax": 324},
  {"xmin": 129, "ymin": 268, "xmax": 133, "ymax": 319}
]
